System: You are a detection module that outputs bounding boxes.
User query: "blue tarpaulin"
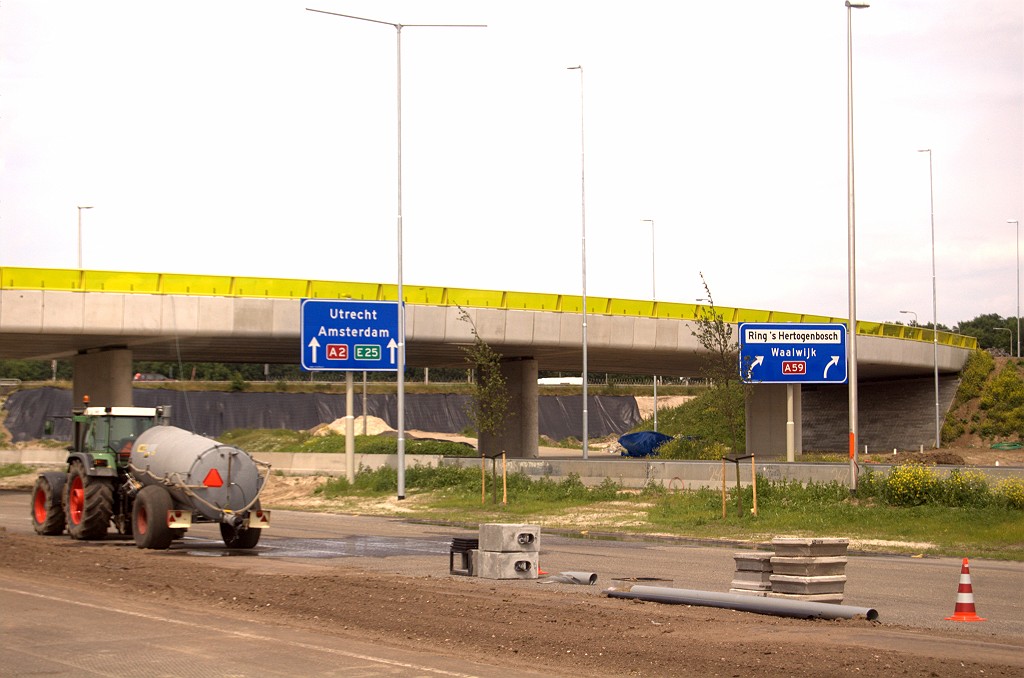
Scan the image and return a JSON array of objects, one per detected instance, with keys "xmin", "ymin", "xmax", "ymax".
[{"xmin": 618, "ymin": 431, "xmax": 673, "ymax": 457}]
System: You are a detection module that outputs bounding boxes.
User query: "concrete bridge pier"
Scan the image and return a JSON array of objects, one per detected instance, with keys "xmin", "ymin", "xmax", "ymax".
[
  {"xmin": 72, "ymin": 348, "xmax": 134, "ymax": 407},
  {"xmin": 478, "ymin": 357, "xmax": 539, "ymax": 459}
]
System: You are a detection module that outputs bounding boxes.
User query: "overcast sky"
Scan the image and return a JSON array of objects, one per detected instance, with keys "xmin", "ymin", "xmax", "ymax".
[{"xmin": 1, "ymin": 1, "xmax": 1021, "ymax": 329}]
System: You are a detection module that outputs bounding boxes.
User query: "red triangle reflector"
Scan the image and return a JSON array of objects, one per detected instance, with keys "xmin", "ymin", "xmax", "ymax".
[{"xmin": 203, "ymin": 469, "xmax": 224, "ymax": 488}]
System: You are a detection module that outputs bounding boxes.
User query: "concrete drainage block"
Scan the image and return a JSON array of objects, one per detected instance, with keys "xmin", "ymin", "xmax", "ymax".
[{"xmin": 476, "ymin": 523, "xmax": 540, "ymax": 580}]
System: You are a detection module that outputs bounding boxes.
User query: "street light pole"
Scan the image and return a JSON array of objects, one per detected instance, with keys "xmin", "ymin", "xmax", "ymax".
[
  {"xmin": 568, "ymin": 64, "xmax": 589, "ymax": 459},
  {"xmin": 307, "ymin": 8, "xmax": 485, "ymax": 496},
  {"xmin": 76, "ymin": 206, "xmax": 93, "ymax": 269},
  {"xmin": 845, "ymin": 0, "xmax": 869, "ymax": 491},
  {"xmin": 918, "ymin": 148, "xmax": 940, "ymax": 449},
  {"xmin": 1011, "ymin": 219, "xmax": 1021, "ymax": 358},
  {"xmin": 643, "ymin": 218, "xmax": 657, "ymax": 432}
]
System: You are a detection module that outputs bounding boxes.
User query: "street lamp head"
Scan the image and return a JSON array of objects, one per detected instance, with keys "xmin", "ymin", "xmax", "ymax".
[
  {"xmin": 846, "ymin": 1, "xmax": 870, "ymax": 8},
  {"xmin": 567, "ymin": 65, "xmax": 581, "ymax": 70},
  {"xmin": 78, "ymin": 205, "xmax": 93, "ymax": 210},
  {"xmin": 899, "ymin": 310, "xmax": 917, "ymax": 322},
  {"xmin": 1009, "ymin": 219, "xmax": 1020, "ymax": 225},
  {"xmin": 917, "ymin": 148, "xmax": 930, "ymax": 154}
]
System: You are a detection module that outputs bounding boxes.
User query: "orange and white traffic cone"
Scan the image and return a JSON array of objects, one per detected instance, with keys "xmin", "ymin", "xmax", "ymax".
[{"xmin": 944, "ymin": 557, "xmax": 986, "ymax": 622}]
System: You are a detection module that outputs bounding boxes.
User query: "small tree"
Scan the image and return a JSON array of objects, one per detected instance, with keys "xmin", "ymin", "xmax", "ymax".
[
  {"xmin": 457, "ymin": 307, "xmax": 512, "ymax": 455},
  {"xmin": 691, "ymin": 273, "xmax": 749, "ymax": 455}
]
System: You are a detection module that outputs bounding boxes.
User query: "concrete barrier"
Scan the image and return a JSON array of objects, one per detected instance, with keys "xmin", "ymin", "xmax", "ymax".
[{"xmin": 3, "ymin": 449, "xmax": 1022, "ymax": 487}]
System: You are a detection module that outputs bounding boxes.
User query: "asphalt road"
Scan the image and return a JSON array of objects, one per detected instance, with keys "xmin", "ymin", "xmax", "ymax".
[{"xmin": 1, "ymin": 489, "xmax": 1022, "ymax": 675}]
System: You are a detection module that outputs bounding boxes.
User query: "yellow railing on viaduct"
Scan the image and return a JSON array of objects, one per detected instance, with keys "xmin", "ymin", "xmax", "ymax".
[{"xmin": 0, "ymin": 267, "xmax": 978, "ymax": 350}]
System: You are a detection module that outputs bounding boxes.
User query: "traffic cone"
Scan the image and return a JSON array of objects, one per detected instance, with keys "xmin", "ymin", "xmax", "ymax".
[{"xmin": 944, "ymin": 558, "xmax": 986, "ymax": 622}]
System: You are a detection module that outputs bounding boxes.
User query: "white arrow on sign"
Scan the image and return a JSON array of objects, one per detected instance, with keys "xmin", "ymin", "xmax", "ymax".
[
  {"xmin": 387, "ymin": 338, "xmax": 398, "ymax": 364},
  {"xmin": 307, "ymin": 337, "xmax": 320, "ymax": 364},
  {"xmin": 823, "ymin": 355, "xmax": 840, "ymax": 379},
  {"xmin": 746, "ymin": 355, "xmax": 764, "ymax": 380}
]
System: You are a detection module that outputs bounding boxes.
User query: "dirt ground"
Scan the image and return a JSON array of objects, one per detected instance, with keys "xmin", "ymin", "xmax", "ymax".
[{"xmin": 2, "ymin": 527, "xmax": 1022, "ymax": 678}]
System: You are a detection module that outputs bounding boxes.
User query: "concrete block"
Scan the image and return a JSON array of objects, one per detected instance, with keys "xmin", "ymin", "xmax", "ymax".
[
  {"xmin": 771, "ymin": 537, "xmax": 849, "ymax": 558},
  {"xmin": 479, "ymin": 523, "xmax": 540, "ymax": 553},
  {"xmin": 730, "ymin": 588, "xmax": 770, "ymax": 597},
  {"xmin": 730, "ymin": 581, "xmax": 772, "ymax": 592},
  {"xmin": 770, "ymin": 556, "xmax": 848, "ymax": 577},
  {"xmin": 731, "ymin": 570, "xmax": 773, "ymax": 587},
  {"xmin": 769, "ymin": 574, "xmax": 847, "ymax": 595},
  {"xmin": 477, "ymin": 551, "xmax": 538, "ymax": 580},
  {"xmin": 733, "ymin": 552, "xmax": 774, "ymax": 571},
  {"xmin": 766, "ymin": 591, "xmax": 845, "ymax": 604}
]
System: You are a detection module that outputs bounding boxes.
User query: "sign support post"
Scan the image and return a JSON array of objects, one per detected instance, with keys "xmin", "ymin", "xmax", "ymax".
[{"xmin": 786, "ymin": 384, "xmax": 796, "ymax": 463}]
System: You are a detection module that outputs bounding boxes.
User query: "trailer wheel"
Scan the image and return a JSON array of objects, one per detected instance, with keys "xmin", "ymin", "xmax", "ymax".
[
  {"xmin": 220, "ymin": 505, "xmax": 262, "ymax": 549},
  {"xmin": 132, "ymin": 485, "xmax": 175, "ymax": 550},
  {"xmin": 31, "ymin": 475, "xmax": 66, "ymax": 535},
  {"xmin": 64, "ymin": 461, "xmax": 113, "ymax": 540}
]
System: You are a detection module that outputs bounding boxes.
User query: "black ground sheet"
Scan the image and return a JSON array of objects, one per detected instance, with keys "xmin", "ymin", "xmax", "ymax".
[{"xmin": 3, "ymin": 387, "xmax": 640, "ymax": 444}]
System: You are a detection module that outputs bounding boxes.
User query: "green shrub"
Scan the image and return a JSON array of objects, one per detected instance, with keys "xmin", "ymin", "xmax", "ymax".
[
  {"xmin": 658, "ymin": 436, "xmax": 715, "ymax": 460},
  {"xmin": 931, "ymin": 469, "xmax": 991, "ymax": 508},
  {"xmin": 941, "ymin": 417, "xmax": 965, "ymax": 444},
  {"xmin": 228, "ymin": 371, "xmax": 248, "ymax": 392},
  {"xmin": 883, "ymin": 463, "xmax": 938, "ymax": 506},
  {"xmin": 953, "ymin": 350, "xmax": 994, "ymax": 409},
  {"xmin": 354, "ymin": 465, "xmax": 399, "ymax": 492},
  {"xmin": 315, "ymin": 475, "xmax": 352, "ymax": 498},
  {"xmin": 855, "ymin": 469, "xmax": 885, "ymax": 500},
  {"xmin": 978, "ymin": 363, "xmax": 1024, "ymax": 438},
  {"xmin": 406, "ymin": 463, "xmax": 480, "ymax": 490},
  {"xmin": 993, "ymin": 477, "xmax": 1024, "ymax": 510}
]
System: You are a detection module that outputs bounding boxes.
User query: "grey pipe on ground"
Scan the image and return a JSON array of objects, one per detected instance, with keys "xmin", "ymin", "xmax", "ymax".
[
  {"xmin": 605, "ymin": 585, "xmax": 878, "ymax": 621},
  {"xmin": 540, "ymin": 571, "xmax": 598, "ymax": 585}
]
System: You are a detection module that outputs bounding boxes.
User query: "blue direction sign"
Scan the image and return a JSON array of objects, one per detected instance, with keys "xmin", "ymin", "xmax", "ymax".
[
  {"xmin": 739, "ymin": 323, "xmax": 848, "ymax": 384},
  {"xmin": 300, "ymin": 299, "xmax": 400, "ymax": 372}
]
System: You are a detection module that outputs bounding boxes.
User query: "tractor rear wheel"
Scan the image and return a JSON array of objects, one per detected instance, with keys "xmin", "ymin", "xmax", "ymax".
[
  {"xmin": 64, "ymin": 461, "xmax": 113, "ymax": 540},
  {"xmin": 132, "ymin": 485, "xmax": 175, "ymax": 550},
  {"xmin": 31, "ymin": 475, "xmax": 65, "ymax": 535}
]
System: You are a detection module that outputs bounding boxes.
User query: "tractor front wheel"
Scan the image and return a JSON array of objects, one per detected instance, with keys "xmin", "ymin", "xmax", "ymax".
[{"xmin": 64, "ymin": 461, "xmax": 113, "ymax": 540}]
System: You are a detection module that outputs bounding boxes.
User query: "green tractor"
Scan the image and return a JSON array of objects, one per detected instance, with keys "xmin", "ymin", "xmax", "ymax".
[{"xmin": 30, "ymin": 401, "xmax": 170, "ymax": 539}]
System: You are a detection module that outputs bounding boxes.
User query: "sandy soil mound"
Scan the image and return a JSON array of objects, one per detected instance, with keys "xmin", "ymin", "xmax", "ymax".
[{"xmin": 310, "ymin": 415, "xmax": 393, "ymax": 437}]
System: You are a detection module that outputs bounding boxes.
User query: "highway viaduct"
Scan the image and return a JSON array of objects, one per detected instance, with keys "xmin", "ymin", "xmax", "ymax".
[{"xmin": 0, "ymin": 267, "xmax": 977, "ymax": 457}]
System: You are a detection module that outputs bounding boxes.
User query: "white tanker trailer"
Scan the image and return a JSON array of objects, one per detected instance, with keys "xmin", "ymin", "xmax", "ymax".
[{"xmin": 31, "ymin": 402, "xmax": 271, "ymax": 550}]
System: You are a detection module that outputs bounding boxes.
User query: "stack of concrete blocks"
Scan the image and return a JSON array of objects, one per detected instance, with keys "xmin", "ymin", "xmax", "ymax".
[
  {"xmin": 476, "ymin": 523, "xmax": 540, "ymax": 580},
  {"xmin": 768, "ymin": 537, "xmax": 849, "ymax": 604},
  {"xmin": 730, "ymin": 551, "xmax": 775, "ymax": 596}
]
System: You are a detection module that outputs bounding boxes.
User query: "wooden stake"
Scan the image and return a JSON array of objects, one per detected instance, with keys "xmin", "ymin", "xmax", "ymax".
[
  {"xmin": 751, "ymin": 454, "xmax": 758, "ymax": 516},
  {"xmin": 721, "ymin": 458, "xmax": 727, "ymax": 519}
]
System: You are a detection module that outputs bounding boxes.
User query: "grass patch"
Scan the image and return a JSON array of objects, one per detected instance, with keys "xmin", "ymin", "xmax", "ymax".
[
  {"xmin": 218, "ymin": 429, "xmax": 476, "ymax": 457},
  {"xmin": 0, "ymin": 463, "xmax": 33, "ymax": 478},
  {"xmin": 306, "ymin": 465, "xmax": 1024, "ymax": 560}
]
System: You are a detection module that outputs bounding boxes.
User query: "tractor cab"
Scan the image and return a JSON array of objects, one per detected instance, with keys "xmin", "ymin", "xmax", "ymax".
[{"xmin": 70, "ymin": 402, "xmax": 171, "ymax": 470}]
